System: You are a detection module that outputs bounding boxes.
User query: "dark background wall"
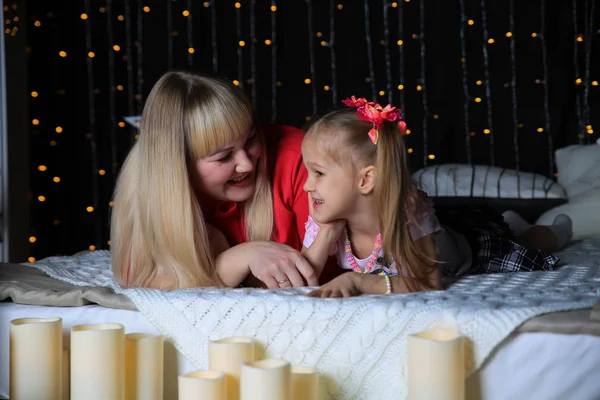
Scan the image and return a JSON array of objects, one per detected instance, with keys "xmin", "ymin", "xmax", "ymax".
[{"xmin": 4, "ymin": 0, "xmax": 599, "ymax": 261}]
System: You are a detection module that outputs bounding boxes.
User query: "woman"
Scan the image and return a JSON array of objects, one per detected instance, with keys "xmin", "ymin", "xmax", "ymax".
[{"xmin": 110, "ymin": 70, "xmax": 330, "ymax": 290}]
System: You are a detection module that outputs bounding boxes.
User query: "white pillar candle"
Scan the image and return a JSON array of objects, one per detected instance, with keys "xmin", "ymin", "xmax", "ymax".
[
  {"xmin": 291, "ymin": 366, "xmax": 319, "ymax": 400},
  {"xmin": 178, "ymin": 370, "xmax": 226, "ymax": 400},
  {"xmin": 10, "ymin": 317, "xmax": 63, "ymax": 400},
  {"xmin": 240, "ymin": 359, "xmax": 291, "ymax": 400},
  {"xmin": 407, "ymin": 328, "xmax": 465, "ymax": 400},
  {"xmin": 125, "ymin": 333, "xmax": 164, "ymax": 400},
  {"xmin": 70, "ymin": 323, "xmax": 125, "ymax": 400},
  {"xmin": 208, "ymin": 337, "xmax": 256, "ymax": 400}
]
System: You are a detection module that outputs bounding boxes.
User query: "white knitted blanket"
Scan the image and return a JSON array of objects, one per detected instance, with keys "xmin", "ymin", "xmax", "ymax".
[{"xmin": 23, "ymin": 239, "xmax": 600, "ymax": 400}]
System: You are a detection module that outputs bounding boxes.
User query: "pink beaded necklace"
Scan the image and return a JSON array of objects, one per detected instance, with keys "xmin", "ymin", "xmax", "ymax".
[{"xmin": 343, "ymin": 228, "xmax": 382, "ymax": 274}]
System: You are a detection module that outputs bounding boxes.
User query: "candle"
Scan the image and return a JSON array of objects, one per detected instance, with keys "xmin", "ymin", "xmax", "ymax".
[
  {"xmin": 10, "ymin": 317, "xmax": 63, "ymax": 400},
  {"xmin": 125, "ymin": 333, "xmax": 164, "ymax": 400},
  {"xmin": 240, "ymin": 359, "xmax": 291, "ymax": 400},
  {"xmin": 70, "ymin": 323, "xmax": 125, "ymax": 400},
  {"xmin": 291, "ymin": 366, "xmax": 319, "ymax": 400},
  {"xmin": 208, "ymin": 337, "xmax": 256, "ymax": 400},
  {"xmin": 407, "ymin": 328, "xmax": 465, "ymax": 400},
  {"xmin": 178, "ymin": 370, "xmax": 226, "ymax": 400}
]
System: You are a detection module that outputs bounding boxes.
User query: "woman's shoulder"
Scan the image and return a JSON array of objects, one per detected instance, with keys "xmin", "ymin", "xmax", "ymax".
[{"xmin": 259, "ymin": 123, "xmax": 305, "ymax": 153}]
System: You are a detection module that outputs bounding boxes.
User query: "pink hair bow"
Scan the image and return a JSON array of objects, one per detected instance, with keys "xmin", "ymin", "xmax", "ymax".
[{"xmin": 342, "ymin": 96, "xmax": 407, "ymax": 144}]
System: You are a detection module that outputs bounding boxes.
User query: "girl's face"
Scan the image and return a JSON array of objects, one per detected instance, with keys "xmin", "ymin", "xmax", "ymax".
[
  {"xmin": 192, "ymin": 128, "xmax": 262, "ymax": 203},
  {"xmin": 302, "ymin": 137, "xmax": 360, "ymax": 223}
]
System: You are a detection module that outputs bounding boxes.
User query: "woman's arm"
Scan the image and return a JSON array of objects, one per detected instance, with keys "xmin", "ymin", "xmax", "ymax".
[{"xmin": 215, "ymin": 240, "xmax": 319, "ymax": 289}]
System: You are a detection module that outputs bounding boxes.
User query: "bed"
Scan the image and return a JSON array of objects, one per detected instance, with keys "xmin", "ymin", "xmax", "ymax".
[{"xmin": 2, "ymin": 239, "xmax": 600, "ymax": 400}]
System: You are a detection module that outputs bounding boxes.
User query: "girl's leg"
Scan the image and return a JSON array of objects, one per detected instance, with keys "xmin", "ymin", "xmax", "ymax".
[{"xmin": 501, "ymin": 210, "xmax": 573, "ymax": 252}]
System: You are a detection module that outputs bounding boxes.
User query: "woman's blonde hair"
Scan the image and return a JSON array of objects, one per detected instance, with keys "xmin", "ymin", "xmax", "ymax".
[
  {"xmin": 305, "ymin": 108, "xmax": 436, "ymax": 291},
  {"xmin": 111, "ymin": 71, "xmax": 273, "ymax": 289}
]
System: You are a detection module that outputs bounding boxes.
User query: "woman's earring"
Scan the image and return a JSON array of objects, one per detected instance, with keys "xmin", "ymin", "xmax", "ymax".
[{"xmin": 359, "ymin": 189, "xmax": 365, "ymax": 196}]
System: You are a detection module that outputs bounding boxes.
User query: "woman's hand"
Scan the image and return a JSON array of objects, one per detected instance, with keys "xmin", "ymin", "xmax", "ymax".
[
  {"xmin": 307, "ymin": 272, "xmax": 362, "ymax": 298},
  {"xmin": 245, "ymin": 241, "xmax": 319, "ymax": 289}
]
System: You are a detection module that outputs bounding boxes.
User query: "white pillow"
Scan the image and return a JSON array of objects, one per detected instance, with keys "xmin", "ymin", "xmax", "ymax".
[
  {"xmin": 536, "ymin": 187, "xmax": 600, "ymax": 240},
  {"xmin": 555, "ymin": 140, "xmax": 600, "ymax": 198},
  {"xmin": 412, "ymin": 164, "xmax": 567, "ymax": 199}
]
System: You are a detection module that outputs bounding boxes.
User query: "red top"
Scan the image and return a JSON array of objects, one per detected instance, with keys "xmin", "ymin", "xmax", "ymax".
[{"xmin": 200, "ymin": 123, "xmax": 309, "ymax": 250}]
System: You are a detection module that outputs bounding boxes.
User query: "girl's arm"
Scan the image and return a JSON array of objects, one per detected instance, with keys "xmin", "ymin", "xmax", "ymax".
[
  {"xmin": 361, "ymin": 233, "xmax": 441, "ymax": 294},
  {"xmin": 308, "ymin": 233, "xmax": 441, "ymax": 297},
  {"xmin": 301, "ymin": 224, "xmax": 342, "ymax": 278}
]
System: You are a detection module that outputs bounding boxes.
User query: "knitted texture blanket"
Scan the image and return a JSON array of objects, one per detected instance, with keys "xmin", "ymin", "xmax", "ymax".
[{"xmin": 23, "ymin": 239, "xmax": 600, "ymax": 399}]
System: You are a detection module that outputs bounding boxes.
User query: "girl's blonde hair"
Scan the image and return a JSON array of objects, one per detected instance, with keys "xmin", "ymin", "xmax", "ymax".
[
  {"xmin": 305, "ymin": 108, "xmax": 436, "ymax": 291},
  {"xmin": 110, "ymin": 71, "xmax": 273, "ymax": 289}
]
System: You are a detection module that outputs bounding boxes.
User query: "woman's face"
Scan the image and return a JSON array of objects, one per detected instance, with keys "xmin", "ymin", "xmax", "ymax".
[{"xmin": 192, "ymin": 128, "xmax": 262, "ymax": 203}]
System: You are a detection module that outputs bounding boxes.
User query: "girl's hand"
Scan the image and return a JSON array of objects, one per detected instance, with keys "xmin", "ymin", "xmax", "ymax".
[
  {"xmin": 307, "ymin": 272, "xmax": 362, "ymax": 298},
  {"xmin": 245, "ymin": 241, "xmax": 319, "ymax": 289},
  {"xmin": 308, "ymin": 198, "xmax": 346, "ymax": 239}
]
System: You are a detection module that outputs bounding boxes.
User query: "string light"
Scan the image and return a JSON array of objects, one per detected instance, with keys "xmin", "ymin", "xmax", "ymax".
[
  {"xmin": 109, "ymin": 201, "xmax": 115, "ymax": 207},
  {"xmin": 32, "ymin": 119, "xmax": 39, "ymax": 125},
  {"xmin": 320, "ymin": 41, "xmax": 327, "ymax": 46},
  {"xmin": 117, "ymin": 15, "xmax": 124, "ymax": 21},
  {"xmin": 188, "ymin": 47, "xmax": 195, "ymax": 54},
  {"xmin": 59, "ymin": 51, "xmax": 67, "ymax": 57},
  {"xmin": 531, "ymin": 32, "xmax": 538, "ymax": 37},
  {"xmin": 89, "ymin": 245, "xmax": 96, "ymax": 251},
  {"xmin": 506, "ymin": 32, "xmax": 512, "ymax": 37},
  {"xmin": 143, "ymin": 6, "xmax": 150, "ymax": 12},
  {"xmin": 416, "ymin": 85, "xmax": 422, "ymax": 91},
  {"xmin": 379, "ymin": 90, "xmax": 385, "ymax": 96},
  {"xmin": 406, "ymin": 129, "xmax": 411, "ymax": 135},
  {"xmin": 397, "ymin": 84, "xmax": 404, "ymax": 90},
  {"xmin": 182, "ymin": 10, "xmax": 190, "ymax": 17},
  {"xmin": 468, "ymin": 19, "xmax": 474, "ymax": 25},
  {"xmin": 38, "ymin": 196, "xmax": 46, "ymax": 202},
  {"xmin": 337, "ymin": 4, "xmax": 343, "ymax": 10},
  {"xmin": 53, "ymin": 177, "xmax": 60, "ymax": 182},
  {"xmin": 271, "ymin": 5, "xmax": 277, "ymax": 11},
  {"xmin": 80, "ymin": 13, "xmax": 88, "ymax": 20},
  {"xmin": 239, "ymin": 41, "xmax": 245, "ymax": 47},
  {"xmin": 575, "ymin": 78, "xmax": 582, "ymax": 84},
  {"xmin": 576, "ymin": 34, "xmax": 583, "ymax": 42},
  {"xmin": 28, "ymin": 257, "xmax": 35, "ymax": 263},
  {"xmin": 265, "ymin": 39, "xmax": 272, "ymax": 45},
  {"xmin": 29, "ymin": 236, "xmax": 36, "ymax": 243},
  {"xmin": 392, "ymin": 2, "xmax": 398, "ymax": 7},
  {"xmin": 397, "ymin": 40, "xmax": 403, "ymax": 46},
  {"xmin": 86, "ymin": 206, "xmax": 94, "ymax": 212},
  {"xmin": 324, "ymin": 85, "xmax": 330, "ymax": 90},
  {"xmin": 428, "ymin": 154, "xmax": 435, "ymax": 160},
  {"xmin": 304, "ymin": 78, "xmax": 311, "ymax": 84},
  {"xmin": 55, "ymin": 126, "xmax": 63, "ymax": 133},
  {"xmin": 118, "ymin": 121, "xmax": 126, "ymax": 127},
  {"xmin": 476, "ymin": 80, "xmax": 482, "ymax": 85},
  {"xmin": 116, "ymin": 85, "xmax": 124, "ymax": 91},
  {"xmin": 234, "ymin": 2, "xmax": 241, "ymax": 8},
  {"xmin": 475, "ymin": 97, "xmax": 482, "ymax": 102},
  {"xmin": 99, "ymin": 169, "xmax": 106, "ymax": 175},
  {"xmin": 537, "ymin": 127, "xmax": 544, "ymax": 132},
  {"xmin": 487, "ymin": 38, "xmax": 495, "ymax": 44},
  {"xmin": 407, "ymin": 148, "xmax": 414, "ymax": 153},
  {"xmin": 88, "ymin": 52, "xmax": 95, "ymax": 58},
  {"xmin": 592, "ymin": 81, "xmax": 598, "ymax": 86},
  {"xmin": 233, "ymin": 80, "xmax": 240, "ymax": 86},
  {"xmin": 33, "ymin": 20, "xmax": 41, "ymax": 27},
  {"xmin": 37, "ymin": 165, "xmax": 47, "ymax": 171},
  {"xmin": 113, "ymin": 45, "xmax": 121, "ymax": 51},
  {"xmin": 483, "ymin": 129, "xmax": 491, "ymax": 134},
  {"xmin": 203, "ymin": 2, "xmax": 210, "ymax": 7}
]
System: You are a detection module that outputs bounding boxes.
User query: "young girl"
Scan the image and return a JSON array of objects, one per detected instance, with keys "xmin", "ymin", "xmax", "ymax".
[{"xmin": 301, "ymin": 97, "xmax": 571, "ymax": 297}]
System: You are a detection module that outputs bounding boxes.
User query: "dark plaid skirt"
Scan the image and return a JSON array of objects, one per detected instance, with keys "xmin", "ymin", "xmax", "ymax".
[{"xmin": 435, "ymin": 205, "xmax": 559, "ymax": 275}]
